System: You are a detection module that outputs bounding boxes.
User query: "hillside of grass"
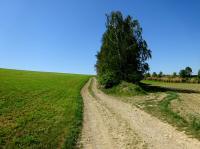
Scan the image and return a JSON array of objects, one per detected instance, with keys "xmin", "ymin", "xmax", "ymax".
[{"xmin": 0, "ymin": 68, "xmax": 90, "ymax": 148}]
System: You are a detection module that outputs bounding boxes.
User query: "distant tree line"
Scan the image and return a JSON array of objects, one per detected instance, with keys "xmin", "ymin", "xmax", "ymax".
[{"xmin": 145, "ymin": 67, "xmax": 200, "ymax": 83}]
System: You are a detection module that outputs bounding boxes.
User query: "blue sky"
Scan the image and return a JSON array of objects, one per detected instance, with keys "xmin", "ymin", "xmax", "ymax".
[{"xmin": 0, "ymin": 0, "xmax": 200, "ymax": 75}]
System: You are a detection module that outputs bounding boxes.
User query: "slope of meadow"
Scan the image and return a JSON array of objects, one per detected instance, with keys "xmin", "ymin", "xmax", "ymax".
[{"xmin": 0, "ymin": 68, "xmax": 90, "ymax": 148}]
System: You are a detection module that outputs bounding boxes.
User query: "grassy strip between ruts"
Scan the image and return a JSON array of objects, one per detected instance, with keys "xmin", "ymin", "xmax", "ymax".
[
  {"xmin": 88, "ymin": 78, "xmax": 95, "ymax": 98},
  {"xmin": 0, "ymin": 68, "xmax": 90, "ymax": 148}
]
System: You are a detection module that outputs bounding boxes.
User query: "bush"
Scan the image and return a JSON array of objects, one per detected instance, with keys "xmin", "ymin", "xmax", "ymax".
[
  {"xmin": 98, "ymin": 71, "xmax": 120, "ymax": 88},
  {"xmin": 118, "ymin": 81, "xmax": 146, "ymax": 95},
  {"xmin": 144, "ymin": 73, "xmax": 151, "ymax": 78},
  {"xmin": 103, "ymin": 81, "xmax": 146, "ymax": 96}
]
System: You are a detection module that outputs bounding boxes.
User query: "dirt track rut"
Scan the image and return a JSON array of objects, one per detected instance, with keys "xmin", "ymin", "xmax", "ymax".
[{"xmin": 78, "ymin": 78, "xmax": 200, "ymax": 149}]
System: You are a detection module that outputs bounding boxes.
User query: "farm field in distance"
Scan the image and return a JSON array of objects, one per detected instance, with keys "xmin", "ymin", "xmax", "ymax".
[
  {"xmin": 0, "ymin": 68, "xmax": 90, "ymax": 148},
  {"xmin": 143, "ymin": 80, "xmax": 200, "ymax": 132},
  {"xmin": 117, "ymin": 80, "xmax": 200, "ymax": 140},
  {"xmin": 143, "ymin": 80, "xmax": 200, "ymax": 92}
]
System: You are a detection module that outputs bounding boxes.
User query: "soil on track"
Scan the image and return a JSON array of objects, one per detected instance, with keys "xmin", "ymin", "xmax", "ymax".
[{"xmin": 78, "ymin": 78, "xmax": 200, "ymax": 149}]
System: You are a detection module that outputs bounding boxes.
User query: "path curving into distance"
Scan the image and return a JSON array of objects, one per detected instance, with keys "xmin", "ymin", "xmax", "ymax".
[{"xmin": 78, "ymin": 78, "xmax": 200, "ymax": 149}]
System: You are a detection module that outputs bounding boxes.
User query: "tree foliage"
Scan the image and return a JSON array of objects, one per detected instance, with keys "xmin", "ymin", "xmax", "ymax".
[
  {"xmin": 152, "ymin": 72, "xmax": 157, "ymax": 77},
  {"xmin": 158, "ymin": 71, "xmax": 163, "ymax": 78},
  {"xmin": 185, "ymin": 67, "xmax": 192, "ymax": 77},
  {"xmin": 173, "ymin": 72, "xmax": 177, "ymax": 77},
  {"xmin": 144, "ymin": 72, "xmax": 151, "ymax": 78},
  {"xmin": 179, "ymin": 69, "xmax": 186, "ymax": 78},
  {"xmin": 198, "ymin": 70, "xmax": 200, "ymax": 78},
  {"xmin": 96, "ymin": 11, "xmax": 151, "ymax": 88},
  {"xmin": 179, "ymin": 67, "xmax": 192, "ymax": 78}
]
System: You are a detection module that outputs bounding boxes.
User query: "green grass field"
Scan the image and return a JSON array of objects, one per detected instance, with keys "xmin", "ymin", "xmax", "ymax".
[{"xmin": 0, "ymin": 68, "xmax": 90, "ymax": 148}]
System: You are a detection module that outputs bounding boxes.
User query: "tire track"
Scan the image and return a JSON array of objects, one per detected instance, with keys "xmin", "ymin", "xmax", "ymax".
[
  {"xmin": 78, "ymin": 78, "xmax": 200, "ymax": 149},
  {"xmin": 78, "ymin": 79, "xmax": 146, "ymax": 149}
]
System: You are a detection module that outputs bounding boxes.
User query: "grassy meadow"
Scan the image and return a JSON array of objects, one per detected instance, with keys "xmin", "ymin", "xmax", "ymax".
[{"xmin": 0, "ymin": 68, "xmax": 90, "ymax": 148}]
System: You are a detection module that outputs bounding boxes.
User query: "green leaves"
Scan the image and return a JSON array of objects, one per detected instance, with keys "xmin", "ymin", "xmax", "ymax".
[
  {"xmin": 179, "ymin": 67, "xmax": 193, "ymax": 78},
  {"xmin": 198, "ymin": 70, "xmax": 200, "ymax": 78},
  {"xmin": 96, "ymin": 11, "xmax": 151, "ymax": 88}
]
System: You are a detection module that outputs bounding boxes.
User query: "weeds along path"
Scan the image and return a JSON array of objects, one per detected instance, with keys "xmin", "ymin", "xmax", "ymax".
[{"xmin": 78, "ymin": 78, "xmax": 200, "ymax": 149}]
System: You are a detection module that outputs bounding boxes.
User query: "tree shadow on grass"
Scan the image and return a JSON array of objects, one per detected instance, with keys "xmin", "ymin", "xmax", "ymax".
[{"xmin": 140, "ymin": 83, "xmax": 200, "ymax": 94}]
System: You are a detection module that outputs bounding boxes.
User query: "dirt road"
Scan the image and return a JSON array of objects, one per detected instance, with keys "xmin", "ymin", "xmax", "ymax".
[{"xmin": 78, "ymin": 78, "xmax": 200, "ymax": 149}]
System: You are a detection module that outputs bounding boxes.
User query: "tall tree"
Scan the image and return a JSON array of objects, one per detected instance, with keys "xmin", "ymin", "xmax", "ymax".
[
  {"xmin": 173, "ymin": 72, "xmax": 177, "ymax": 77},
  {"xmin": 198, "ymin": 70, "xmax": 200, "ymax": 78},
  {"xmin": 158, "ymin": 71, "xmax": 163, "ymax": 78},
  {"xmin": 185, "ymin": 67, "xmax": 192, "ymax": 77},
  {"xmin": 152, "ymin": 72, "xmax": 157, "ymax": 77},
  {"xmin": 179, "ymin": 69, "xmax": 186, "ymax": 78},
  {"xmin": 96, "ymin": 11, "xmax": 151, "ymax": 88}
]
